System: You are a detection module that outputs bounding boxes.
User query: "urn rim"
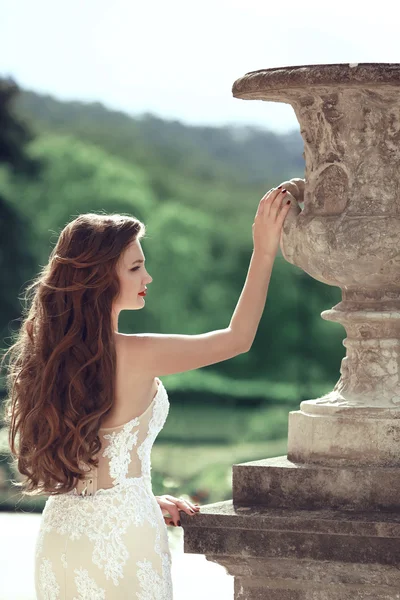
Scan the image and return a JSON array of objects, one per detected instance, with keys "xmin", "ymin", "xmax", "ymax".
[{"xmin": 233, "ymin": 63, "xmax": 400, "ymax": 97}]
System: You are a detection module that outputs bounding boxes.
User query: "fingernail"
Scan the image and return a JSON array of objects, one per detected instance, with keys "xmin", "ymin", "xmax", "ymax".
[
  {"xmin": 287, "ymin": 200, "xmax": 291, "ymax": 205},
  {"xmin": 277, "ymin": 186, "xmax": 282, "ymax": 189},
  {"xmin": 178, "ymin": 520, "xmax": 181, "ymax": 526},
  {"xmin": 282, "ymin": 189, "xmax": 287, "ymax": 193}
]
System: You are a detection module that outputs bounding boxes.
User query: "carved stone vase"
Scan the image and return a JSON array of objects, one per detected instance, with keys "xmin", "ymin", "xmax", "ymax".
[
  {"xmin": 234, "ymin": 63, "xmax": 400, "ymax": 467},
  {"xmin": 181, "ymin": 64, "xmax": 400, "ymax": 600}
]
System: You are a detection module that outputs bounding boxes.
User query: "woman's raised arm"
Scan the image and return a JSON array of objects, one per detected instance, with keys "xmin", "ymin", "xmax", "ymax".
[{"xmin": 124, "ymin": 187, "xmax": 290, "ymax": 377}]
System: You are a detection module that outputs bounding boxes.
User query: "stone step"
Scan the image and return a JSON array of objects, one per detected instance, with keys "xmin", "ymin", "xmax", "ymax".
[
  {"xmin": 232, "ymin": 455, "xmax": 400, "ymax": 511},
  {"xmin": 181, "ymin": 498, "xmax": 400, "ymax": 567}
]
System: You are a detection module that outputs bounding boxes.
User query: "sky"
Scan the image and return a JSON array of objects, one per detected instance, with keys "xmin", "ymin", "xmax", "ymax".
[{"xmin": 1, "ymin": 0, "xmax": 399, "ymax": 133}]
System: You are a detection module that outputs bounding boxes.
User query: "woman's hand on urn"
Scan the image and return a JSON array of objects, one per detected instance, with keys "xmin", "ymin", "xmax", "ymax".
[
  {"xmin": 155, "ymin": 494, "xmax": 201, "ymax": 527},
  {"xmin": 278, "ymin": 178, "xmax": 305, "ymax": 205},
  {"xmin": 252, "ymin": 187, "xmax": 291, "ymax": 259}
]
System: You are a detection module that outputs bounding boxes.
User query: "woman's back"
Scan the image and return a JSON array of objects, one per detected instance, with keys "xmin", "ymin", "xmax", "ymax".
[
  {"xmin": 71, "ymin": 332, "xmax": 164, "ymax": 496},
  {"xmin": 74, "ymin": 380, "xmax": 167, "ymax": 497},
  {"xmin": 100, "ymin": 333, "xmax": 160, "ymax": 429}
]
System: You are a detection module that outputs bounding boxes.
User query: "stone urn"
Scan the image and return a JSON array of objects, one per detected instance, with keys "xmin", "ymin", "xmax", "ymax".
[
  {"xmin": 233, "ymin": 63, "xmax": 400, "ymax": 468},
  {"xmin": 181, "ymin": 64, "xmax": 400, "ymax": 600}
]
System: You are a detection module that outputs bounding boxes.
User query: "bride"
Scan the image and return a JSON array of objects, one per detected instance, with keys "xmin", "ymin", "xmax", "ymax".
[{"xmin": 2, "ymin": 186, "xmax": 290, "ymax": 598}]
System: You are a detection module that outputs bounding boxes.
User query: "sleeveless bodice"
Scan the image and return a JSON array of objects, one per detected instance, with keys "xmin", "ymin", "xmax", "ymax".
[{"xmin": 72, "ymin": 377, "xmax": 169, "ymax": 497}]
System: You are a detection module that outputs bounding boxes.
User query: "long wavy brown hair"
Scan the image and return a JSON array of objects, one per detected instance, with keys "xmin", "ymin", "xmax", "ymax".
[{"xmin": 1, "ymin": 212, "xmax": 145, "ymax": 496}]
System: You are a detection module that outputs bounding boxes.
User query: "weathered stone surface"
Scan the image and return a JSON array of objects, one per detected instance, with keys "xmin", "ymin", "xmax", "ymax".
[
  {"xmin": 232, "ymin": 456, "xmax": 400, "ymax": 510},
  {"xmin": 181, "ymin": 499, "xmax": 400, "ymax": 598},
  {"xmin": 233, "ymin": 63, "xmax": 400, "ymax": 466},
  {"xmin": 233, "ymin": 580, "xmax": 400, "ymax": 600},
  {"xmin": 287, "ymin": 406, "xmax": 400, "ymax": 467},
  {"xmin": 224, "ymin": 556, "xmax": 400, "ymax": 587},
  {"xmin": 232, "ymin": 63, "xmax": 400, "ymax": 94},
  {"xmin": 182, "ymin": 500, "xmax": 400, "ymax": 563},
  {"xmin": 182, "ymin": 64, "xmax": 400, "ymax": 600}
]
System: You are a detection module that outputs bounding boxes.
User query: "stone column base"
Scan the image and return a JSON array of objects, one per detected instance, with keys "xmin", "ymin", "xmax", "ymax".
[
  {"xmin": 232, "ymin": 455, "xmax": 400, "ymax": 510},
  {"xmin": 287, "ymin": 402, "xmax": 400, "ymax": 467}
]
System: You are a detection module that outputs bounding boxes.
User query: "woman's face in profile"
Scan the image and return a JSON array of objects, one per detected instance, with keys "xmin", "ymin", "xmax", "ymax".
[{"xmin": 114, "ymin": 238, "xmax": 153, "ymax": 312}]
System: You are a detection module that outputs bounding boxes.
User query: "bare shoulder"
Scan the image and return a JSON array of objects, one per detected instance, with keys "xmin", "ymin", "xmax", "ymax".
[
  {"xmin": 114, "ymin": 332, "xmax": 144, "ymax": 367},
  {"xmin": 115, "ymin": 333, "xmax": 156, "ymax": 373},
  {"xmin": 105, "ymin": 333, "xmax": 159, "ymax": 425},
  {"xmin": 114, "ymin": 333, "xmax": 159, "ymax": 391}
]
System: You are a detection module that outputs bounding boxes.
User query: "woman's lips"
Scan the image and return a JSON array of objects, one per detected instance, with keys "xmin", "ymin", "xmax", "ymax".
[{"xmin": 138, "ymin": 291, "xmax": 146, "ymax": 296}]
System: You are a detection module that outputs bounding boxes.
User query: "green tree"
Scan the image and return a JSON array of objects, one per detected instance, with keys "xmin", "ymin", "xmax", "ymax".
[
  {"xmin": 0, "ymin": 78, "xmax": 39, "ymax": 353},
  {"xmin": 3, "ymin": 133, "xmax": 156, "ymax": 263}
]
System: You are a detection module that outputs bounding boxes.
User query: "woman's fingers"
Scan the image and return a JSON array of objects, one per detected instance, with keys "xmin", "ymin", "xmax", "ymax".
[
  {"xmin": 277, "ymin": 199, "xmax": 291, "ymax": 225},
  {"xmin": 171, "ymin": 495, "xmax": 200, "ymax": 513},
  {"xmin": 174, "ymin": 497, "xmax": 200, "ymax": 521},
  {"xmin": 161, "ymin": 505, "xmax": 180, "ymax": 527},
  {"xmin": 159, "ymin": 494, "xmax": 200, "ymax": 527},
  {"xmin": 255, "ymin": 189, "xmax": 271, "ymax": 218},
  {"xmin": 268, "ymin": 188, "xmax": 287, "ymax": 220},
  {"xmin": 262, "ymin": 187, "xmax": 282, "ymax": 218}
]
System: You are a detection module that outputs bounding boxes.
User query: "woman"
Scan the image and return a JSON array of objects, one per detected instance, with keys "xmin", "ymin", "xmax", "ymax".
[{"xmin": 2, "ymin": 186, "xmax": 290, "ymax": 598}]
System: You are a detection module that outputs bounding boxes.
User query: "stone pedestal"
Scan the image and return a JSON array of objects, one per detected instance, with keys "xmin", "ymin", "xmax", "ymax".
[{"xmin": 181, "ymin": 64, "xmax": 400, "ymax": 599}]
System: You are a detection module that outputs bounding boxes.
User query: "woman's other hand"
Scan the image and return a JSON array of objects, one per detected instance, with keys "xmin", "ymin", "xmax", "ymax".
[{"xmin": 155, "ymin": 494, "xmax": 201, "ymax": 527}]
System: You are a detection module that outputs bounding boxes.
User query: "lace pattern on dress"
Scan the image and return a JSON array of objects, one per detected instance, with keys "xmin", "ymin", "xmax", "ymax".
[
  {"xmin": 137, "ymin": 382, "xmax": 169, "ymax": 479},
  {"xmin": 73, "ymin": 567, "xmax": 106, "ymax": 600},
  {"xmin": 38, "ymin": 557, "xmax": 60, "ymax": 600},
  {"xmin": 142, "ymin": 552, "xmax": 174, "ymax": 600},
  {"xmin": 37, "ymin": 476, "xmax": 164, "ymax": 586},
  {"xmin": 102, "ymin": 419, "xmax": 140, "ymax": 486},
  {"xmin": 136, "ymin": 559, "xmax": 166, "ymax": 600}
]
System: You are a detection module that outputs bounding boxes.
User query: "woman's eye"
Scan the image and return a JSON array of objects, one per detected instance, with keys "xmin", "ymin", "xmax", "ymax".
[{"xmin": 130, "ymin": 267, "xmax": 140, "ymax": 272}]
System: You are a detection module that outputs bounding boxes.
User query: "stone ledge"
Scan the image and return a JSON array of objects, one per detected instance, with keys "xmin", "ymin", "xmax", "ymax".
[
  {"xmin": 181, "ymin": 499, "xmax": 400, "ymax": 565},
  {"xmin": 182, "ymin": 499, "xmax": 400, "ymax": 537},
  {"xmin": 232, "ymin": 455, "xmax": 400, "ymax": 510}
]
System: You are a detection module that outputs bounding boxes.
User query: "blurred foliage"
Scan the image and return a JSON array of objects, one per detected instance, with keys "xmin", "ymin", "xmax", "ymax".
[
  {"xmin": 1, "ymin": 133, "xmax": 156, "ymax": 263},
  {"xmin": 0, "ymin": 78, "xmax": 39, "ymax": 350},
  {"xmin": 139, "ymin": 433, "xmax": 289, "ymax": 505}
]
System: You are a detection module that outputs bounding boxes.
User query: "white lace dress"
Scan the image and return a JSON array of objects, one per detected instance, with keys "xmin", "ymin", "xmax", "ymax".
[{"xmin": 34, "ymin": 377, "xmax": 173, "ymax": 599}]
